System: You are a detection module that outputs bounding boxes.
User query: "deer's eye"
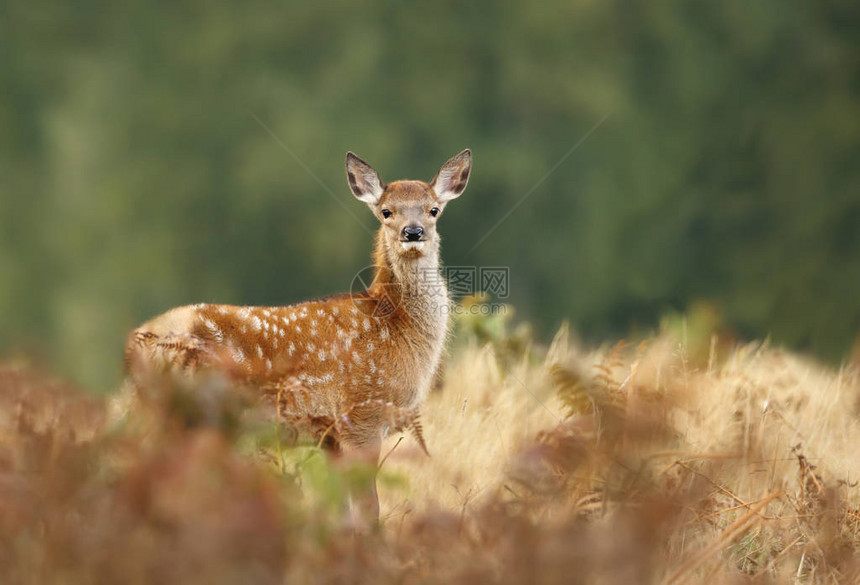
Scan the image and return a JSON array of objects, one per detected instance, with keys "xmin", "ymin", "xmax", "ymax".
[
  {"xmin": 381, "ymin": 209, "xmax": 392, "ymax": 219},
  {"xmin": 430, "ymin": 207, "xmax": 440, "ymax": 217}
]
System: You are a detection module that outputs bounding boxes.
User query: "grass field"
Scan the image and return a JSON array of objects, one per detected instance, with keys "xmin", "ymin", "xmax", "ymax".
[{"xmin": 2, "ymin": 308, "xmax": 859, "ymax": 584}]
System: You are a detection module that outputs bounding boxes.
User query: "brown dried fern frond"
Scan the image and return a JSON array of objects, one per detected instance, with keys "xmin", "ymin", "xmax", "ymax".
[
  {"xmin": 550, "ymin": 362, "xmax": 595, "ymax": 418},
  {"xmin": 551, "ymin": 363, "xmax": 626, "ymax": 422},
  {"xmin": 388, "ymin": 405, "xmax": 429, "ymax": 456},
  {"xmin": 594, "ymin": 339, "xmax": 628, "ymax": 395}
]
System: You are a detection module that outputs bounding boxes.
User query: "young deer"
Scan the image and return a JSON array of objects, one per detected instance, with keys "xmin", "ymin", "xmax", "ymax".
[{"xmin": 124, "ymin": 149, "xmax": 472, "ymax": 519}]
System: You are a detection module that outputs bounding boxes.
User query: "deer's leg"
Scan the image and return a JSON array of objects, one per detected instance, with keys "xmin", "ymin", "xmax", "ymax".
[
  {"xmin": 340, "ymin": 437, "xmax": 381, "ymax": 528},
  {"xmin": 332, "ymin": 402, "xmax": 385, "ymax": 526}
]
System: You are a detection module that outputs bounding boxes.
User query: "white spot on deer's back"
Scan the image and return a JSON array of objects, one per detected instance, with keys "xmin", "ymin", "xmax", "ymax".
[
  {"xmin": 332, "ymin": 307, "xmax": 339, "ymax": 316},
  {"xmin": 311, "ymin": 319, "xmax": 317, "ymax": 328},
  {"xmin": 232, "ymin": 348, "xmax": 246, "ymax": 363},
  {"xmin": 250, "ymin": 316, "xmax": 262, "ymax": 331},
  {"xmin": 256, "ymin": 345, "xmax": 263, "ymax": 358},
  {"xmin": 288, "ymin": 342, "xmax": 295, "ymax": 356},
  {"xmin": 321, "ymin": 372, "xmax": 334, "ymax": 384},
  {"xmin": 281, "ymin": 315, "xmax": 289, "ymax": 325},
  {"xmin": 367, "ymin": 342, "xmax": 374, "ymax": 353},
  {"xmin": 263, "ymin": 320, "xmax": 270, "ymax": 331},
  {"xmin": 272, "ymin": 338, "xmax": 279, "ymax": 349},
  {"xmin": 352, "ymin": 351, "xmax": 362, "ymax": 364},
  {"xmin": 317, "ymin": 349, "xmax": 327, "ymax": 361},
  {"xmin": 317, "ymin": 309, "xmax": 325, "ymax": 317},
  {"xmin": 369, "ymin": 359, "xmax": 376, "ymax": 374},
  {"xmin": 296, "ymin": 325, "xmax": 302, "ymax": 334},
  {"xmin": 265, "ymin": 359, "xmax": 272, "ymax": 371},
  {"xmin": 201, "ymin": 318, "xmax": 223, "ymax": 342},
  {"xmin": 380, "ymin": 327, "xmax": 389, "ymax": 341},
  {"xmin": 238, "ymin": 307, "xmax": 251, "ymax": 319},
  {"xmin": 377, "ymin": 377, "xmax": 384, "ymax": 386},
  {"xmin": 279, "ymin": 328, "xmax": 285, "ymax": 337},
  {"xmin": 363, "ymin": 318, "xmax": 370, "ymax": 332},
  {"xmin": 263, "ymin": 309, "xmax": 271, "ymax": 317},
  {"xmin": 307, "ymin": 342, "xmax": 316, "ymax": 352},
  {"xmin": 299, "ymin": 307, "xmax": 308, "ymax": 318}
]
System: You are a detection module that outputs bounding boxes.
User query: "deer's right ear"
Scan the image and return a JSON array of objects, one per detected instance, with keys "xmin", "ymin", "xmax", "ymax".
[{"xmin": 346, "ymin": 152, "xmax": 385, "ymax": 206}]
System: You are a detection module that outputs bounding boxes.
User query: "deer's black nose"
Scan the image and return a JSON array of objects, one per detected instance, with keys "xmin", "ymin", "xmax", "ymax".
[{"xmin": 403, "ymin": 225, "xmax": 424, "ymax": 241}]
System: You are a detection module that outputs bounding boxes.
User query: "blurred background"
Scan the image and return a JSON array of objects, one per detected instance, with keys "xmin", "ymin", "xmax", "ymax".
[{"xmin": 1, "ymin": 1, "xmax": 858, "ymax": 392}]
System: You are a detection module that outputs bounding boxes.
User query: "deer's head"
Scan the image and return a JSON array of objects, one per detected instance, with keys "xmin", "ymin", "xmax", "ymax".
[{"xmin": 346, "ymin": 149, "xmax": 471, "ymax": 260}]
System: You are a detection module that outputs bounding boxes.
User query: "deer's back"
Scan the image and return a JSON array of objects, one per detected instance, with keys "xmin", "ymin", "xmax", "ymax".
[{"xmin": 125, "ymin": 297, "xmax": 445, "ymax": 442}]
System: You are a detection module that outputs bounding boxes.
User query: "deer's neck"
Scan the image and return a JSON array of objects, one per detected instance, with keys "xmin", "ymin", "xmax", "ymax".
[
  {"xmin": 368, "ymin": 229, "xmax": 449, "ymax": 408},
  {"xmin": 369, "ymin": 230, "xmax": 447, "ymax": 311}
]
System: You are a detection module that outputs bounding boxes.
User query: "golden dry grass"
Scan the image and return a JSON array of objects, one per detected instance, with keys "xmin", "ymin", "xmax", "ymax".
[
  {"xmin": 2, "ymin": 312, "xmax": 860, "ymax": 584},
  {"xmin": 379, "ymin": 338, "xmax": 560, "ymax": 516},
  {"xmin": 381, "ymin": 317, "xmax": 860, "ymax": 583}
]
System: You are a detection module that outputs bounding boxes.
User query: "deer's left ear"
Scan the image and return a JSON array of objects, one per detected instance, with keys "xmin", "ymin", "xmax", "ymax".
[{"xmin": 431, "ymin": 149, "xmax": 471, "ymax": 202}]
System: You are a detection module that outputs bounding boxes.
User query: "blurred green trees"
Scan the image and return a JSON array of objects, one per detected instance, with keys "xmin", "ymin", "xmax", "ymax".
[{"xmin": 1, "ymin": 0, "xmax": 858, "ymax": 390}]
